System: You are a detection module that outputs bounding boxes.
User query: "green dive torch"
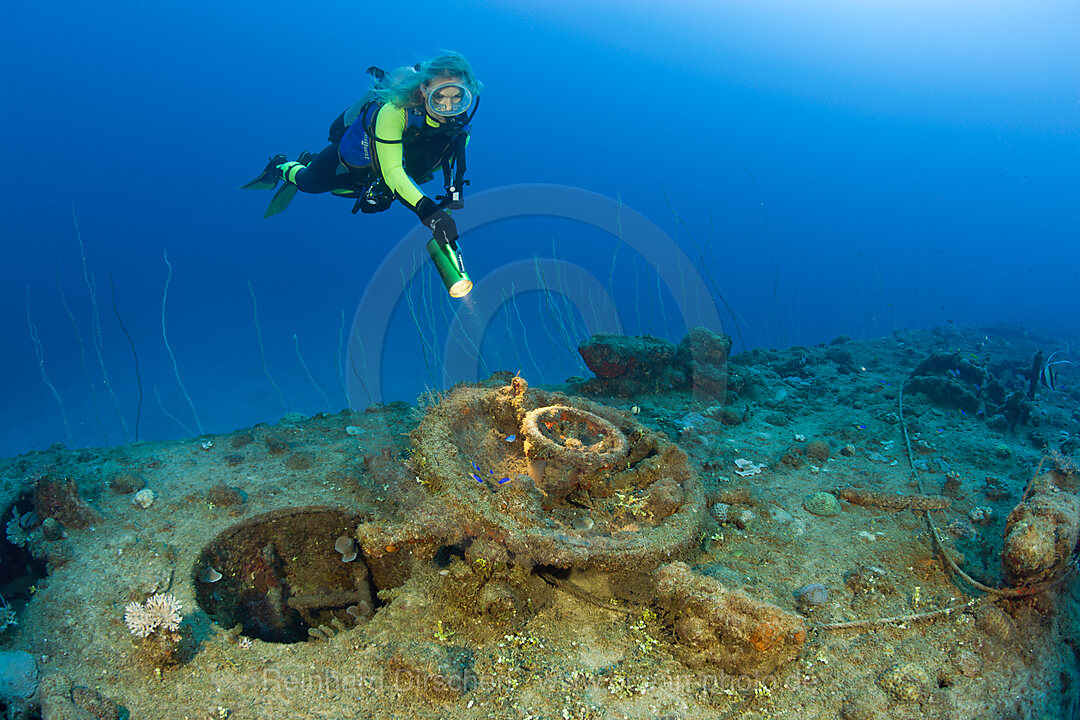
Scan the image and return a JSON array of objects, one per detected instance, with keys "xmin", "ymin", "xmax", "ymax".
[{"xmin": 426, "ymin": 237, "xmax": 473, "ymax": 298}]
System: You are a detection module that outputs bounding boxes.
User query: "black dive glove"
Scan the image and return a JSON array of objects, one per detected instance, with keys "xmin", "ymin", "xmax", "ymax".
[{"xmin": 415, "ymin": 196, "xmax": 458, "ymax": 249}]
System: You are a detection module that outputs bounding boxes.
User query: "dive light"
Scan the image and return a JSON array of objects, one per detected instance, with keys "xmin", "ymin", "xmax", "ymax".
[{"xmin": 426, "ymin": 237, "xmax": 472, "ymax": 298}]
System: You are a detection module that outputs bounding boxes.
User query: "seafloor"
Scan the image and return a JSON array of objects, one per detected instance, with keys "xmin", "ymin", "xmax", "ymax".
[{"xmin": 1, "ymin": 324, "xmax": 1078, "ymax": 720}]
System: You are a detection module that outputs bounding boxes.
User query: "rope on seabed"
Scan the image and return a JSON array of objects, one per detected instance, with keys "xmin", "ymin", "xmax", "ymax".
[
  {"xmin": 897, "ymin": 373, "xmax": 1067, "ymax": 599},
  {"xmin": 537, "ymin": 571, "xmax": 639, "ymax": 615},
  {"xmin": 813, "ymin": 373, "xmax": 1072, "ymax": 633}
]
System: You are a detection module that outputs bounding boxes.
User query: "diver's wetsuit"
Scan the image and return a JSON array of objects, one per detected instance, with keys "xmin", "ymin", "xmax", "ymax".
[
  {"xmin": 286, "ymin": 103, "xmax": 466, "ymax": 215},
  {"xmin": 287, "ymin": 145, "xmax": 344, "ymax": 194}
]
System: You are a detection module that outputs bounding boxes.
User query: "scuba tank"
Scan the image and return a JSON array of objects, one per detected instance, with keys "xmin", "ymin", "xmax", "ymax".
[{"xmin": 327, "ymin": 66, "xmax": 386, "ymax": 143}]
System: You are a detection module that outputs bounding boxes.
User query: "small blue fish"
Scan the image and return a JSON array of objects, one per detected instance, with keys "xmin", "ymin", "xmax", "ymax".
[
  {"xmin": 505, "ymin": 435, "xmax": 516, "ymax": 442},
  {"xmin": 498, "ymin": 477, "xmax": 511, "ymax": 485},
  {"xmin": 468, "ymin": 458, "xmax": 505, "ymax": 485}
]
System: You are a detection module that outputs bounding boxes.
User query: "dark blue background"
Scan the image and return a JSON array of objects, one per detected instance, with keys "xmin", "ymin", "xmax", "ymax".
[{"xmin": 2, "ymin": 1, "xmax": 1077, "ymax": 456}]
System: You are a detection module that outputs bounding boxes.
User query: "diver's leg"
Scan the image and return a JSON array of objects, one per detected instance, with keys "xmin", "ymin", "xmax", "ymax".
[{"xmin": 280, "ymin": 145, "xmax": 341, "ymax": 194}]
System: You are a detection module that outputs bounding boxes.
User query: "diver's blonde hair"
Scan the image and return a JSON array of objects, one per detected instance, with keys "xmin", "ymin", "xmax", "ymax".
[{"xmin": 373, "ymin": 52, "xmax": 483, "ymax": 109}]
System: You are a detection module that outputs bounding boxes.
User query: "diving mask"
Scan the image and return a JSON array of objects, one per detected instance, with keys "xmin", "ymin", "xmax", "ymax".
[{"xmin": 425, "ymin": 82, "xmax": 473, "ymax": 117}]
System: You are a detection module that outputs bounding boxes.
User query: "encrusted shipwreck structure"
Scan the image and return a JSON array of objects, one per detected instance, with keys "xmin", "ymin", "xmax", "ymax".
[
  {"xmin": 343, "ymin": 377, "xmax": 810, "ymax": 680},
  {"xmin": 576, "ymin": 327, "xmax": 732, "ymax": 401},
  {"xmin": 654, "ymin": 562, "xmax": 806, "ymax": 676},
  {"xmin": 13, "ymin": 328, "xmax": 1080, "ymax": 719},
  {"xmin": 195, "ymin": 507, "xmax": 374, "ymax": 643},
  {"xmin": 1002, "ymin": 464, "xmax": 1080, "ymax": 587},
  {"xmin": 358, "ymin": 377, "xmax": 706, "ymax": 573}
]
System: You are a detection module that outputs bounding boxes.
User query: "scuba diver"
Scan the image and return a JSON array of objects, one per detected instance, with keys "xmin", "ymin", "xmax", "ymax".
[{"xmin": 243, "ymin": 52, "xmax": 482, "ymax": 254}]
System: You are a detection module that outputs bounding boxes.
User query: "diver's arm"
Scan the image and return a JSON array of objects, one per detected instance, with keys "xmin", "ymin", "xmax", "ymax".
[
  {"xmin": 373, "ymin": 105, "xmax": 458, "ymax": 245},
  {"xmin": 373, "ymin": 106, "xmax": 426, "ymax": 209}
]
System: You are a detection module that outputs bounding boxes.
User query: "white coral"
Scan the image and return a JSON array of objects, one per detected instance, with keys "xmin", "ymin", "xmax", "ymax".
[
  {"xmin": 124, "ymin": 601, "xmax": 157, "ymax": 637},
  {"xmin": 145, "ymin": 593, "xmax": 182, "ymax": 632},
  {"xmin": 124, "ymin": 593, "xmax": 183, "ymax": 637}
]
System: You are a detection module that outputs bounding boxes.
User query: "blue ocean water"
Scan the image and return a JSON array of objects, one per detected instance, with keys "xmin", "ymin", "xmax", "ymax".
[{"xmin": 1, "ymin": 0, "xmax": 1077, "ymax": 457}]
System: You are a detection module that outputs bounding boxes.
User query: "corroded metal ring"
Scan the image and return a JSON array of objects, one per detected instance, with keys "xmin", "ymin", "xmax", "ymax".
[{"xmin": 521, "ymin": 405, "xmax": 628, "ymax": 470}]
